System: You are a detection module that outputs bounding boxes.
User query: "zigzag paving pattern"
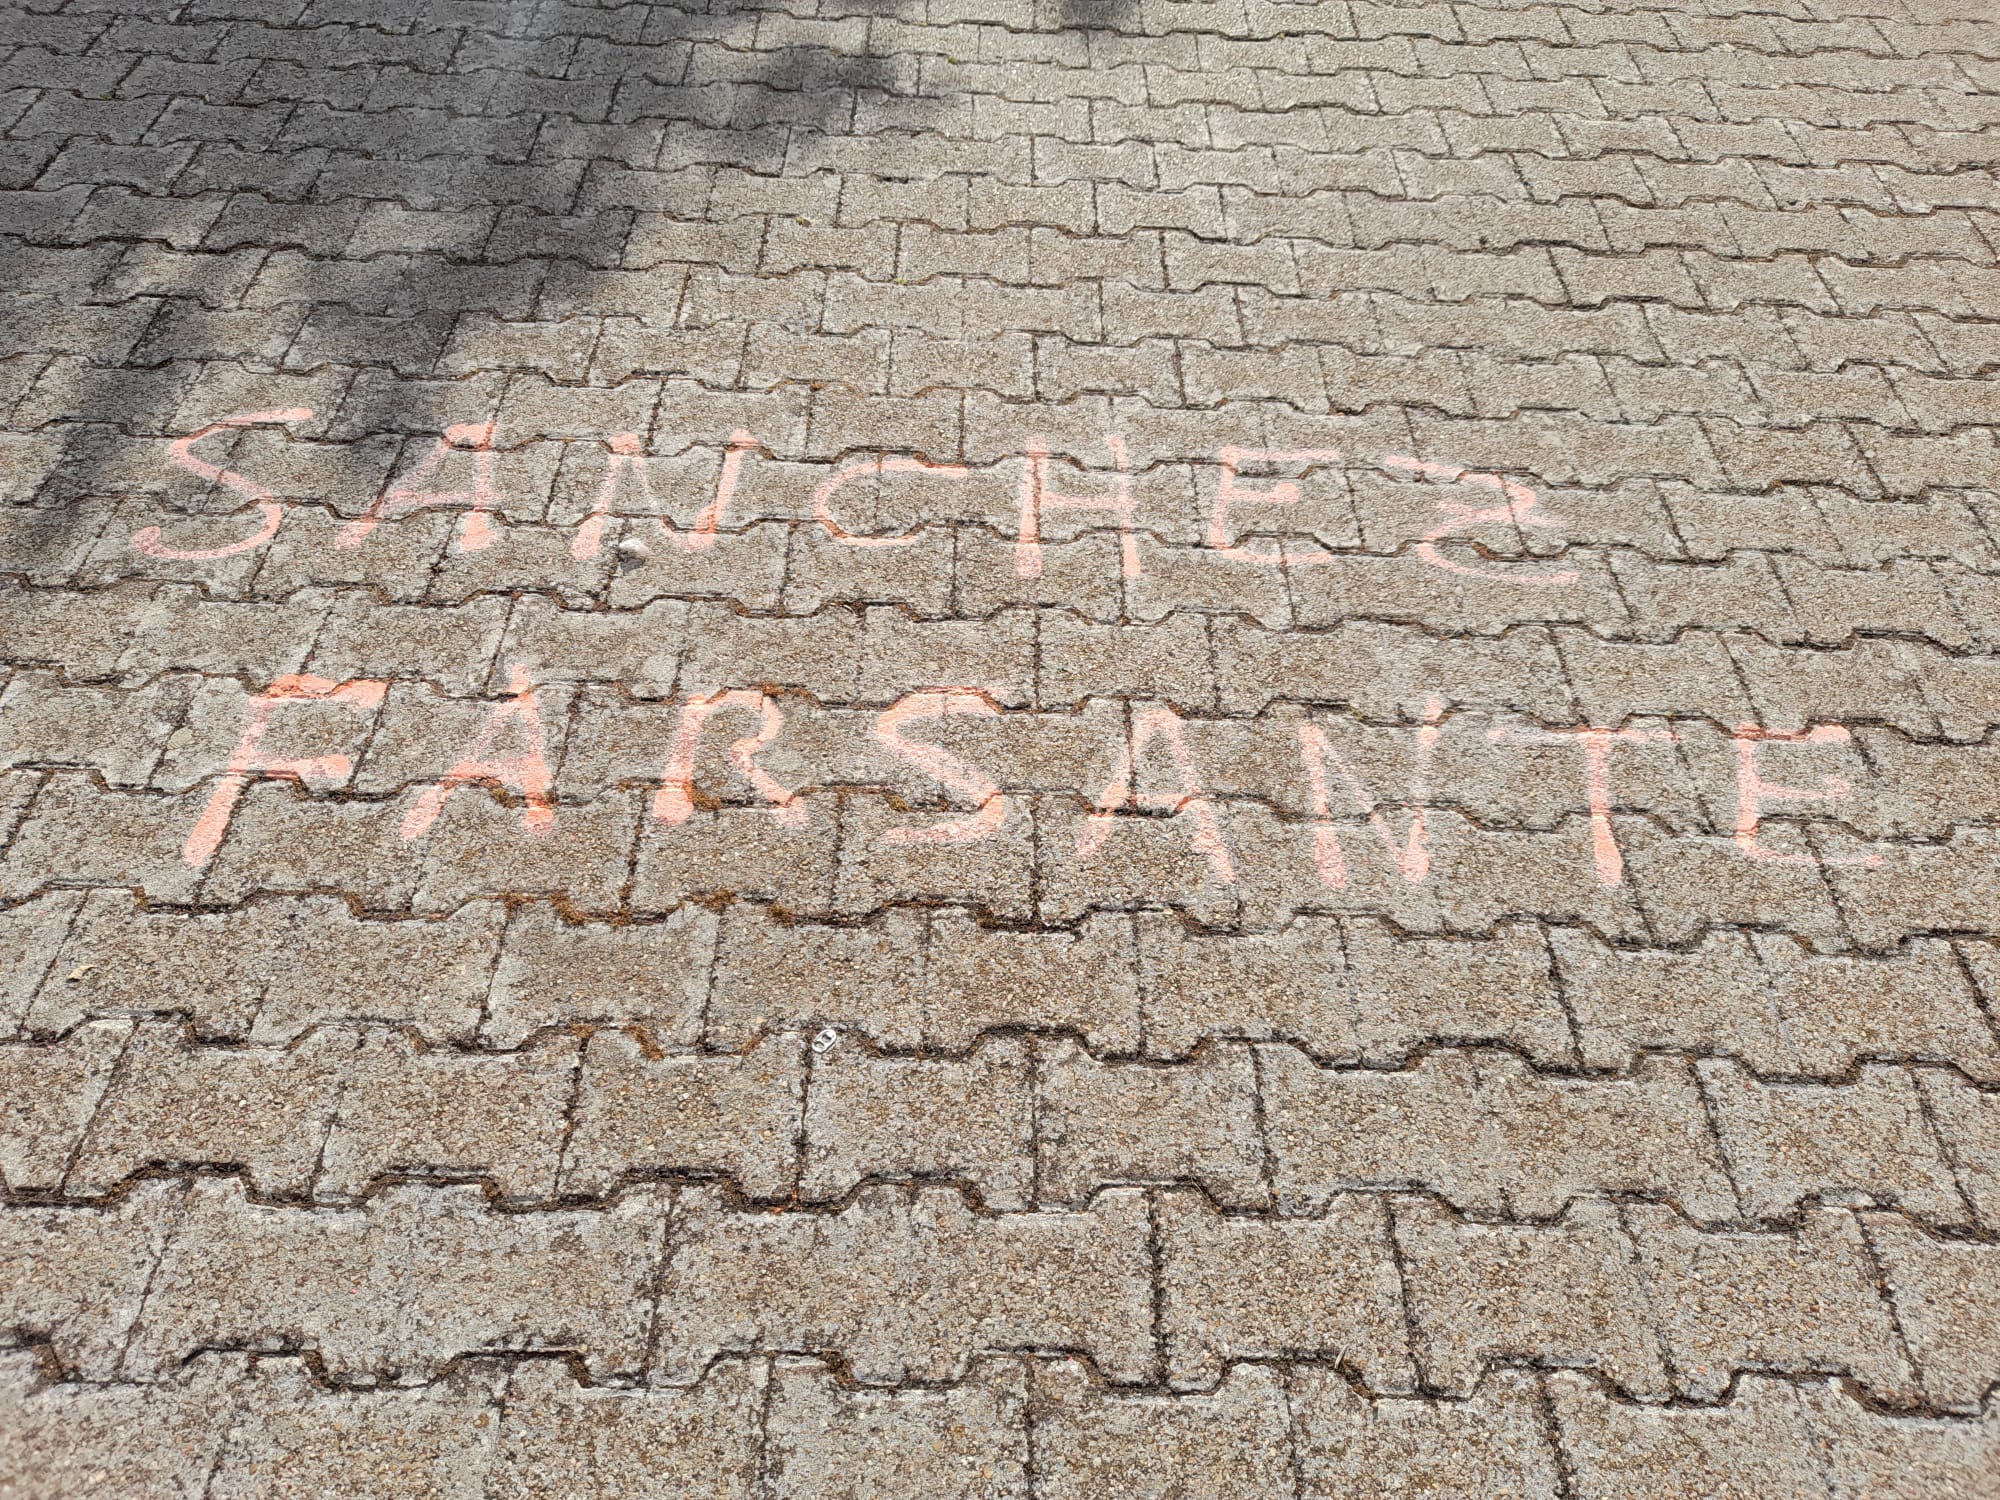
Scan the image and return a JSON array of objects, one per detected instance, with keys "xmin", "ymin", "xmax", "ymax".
[{"xmin": 4, "ymin": 0, "xmax": 2000, "ymax": 1490}]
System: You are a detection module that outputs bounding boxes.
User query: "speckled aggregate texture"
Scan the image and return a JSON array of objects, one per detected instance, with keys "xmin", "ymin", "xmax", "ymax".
[{"xmin": 2, "ymin": 0, "xmax": 2000, "ymax": 1489}]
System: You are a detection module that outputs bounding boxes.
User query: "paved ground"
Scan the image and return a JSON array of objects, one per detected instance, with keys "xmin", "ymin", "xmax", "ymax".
[{"xmin": 2, "ymin": 0, "xmax": 2000, "ymax": 1491}]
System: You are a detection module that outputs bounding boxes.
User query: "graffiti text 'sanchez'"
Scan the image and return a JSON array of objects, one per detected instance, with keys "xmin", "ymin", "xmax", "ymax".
[{"xmin": 136, "ymin": 407, "xmax": 1578, "ymax": 585}]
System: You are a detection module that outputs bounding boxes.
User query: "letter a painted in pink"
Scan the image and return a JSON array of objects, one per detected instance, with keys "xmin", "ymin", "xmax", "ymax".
[{"xmin": 1078, "ymin": 705, "xmax": 1234, "ymax": 882}]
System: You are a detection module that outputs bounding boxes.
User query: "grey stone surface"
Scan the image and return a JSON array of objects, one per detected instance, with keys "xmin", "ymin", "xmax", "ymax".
[{"xmin": 5, "ymin": 0, "xmax": 2000, "ymax": 1484}]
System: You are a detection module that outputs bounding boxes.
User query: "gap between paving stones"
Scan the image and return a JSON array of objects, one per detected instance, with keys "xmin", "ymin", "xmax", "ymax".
[
  {"xmin": 1, "ymin": 1351, "xmax": 1995, "ymax": 1500},
  {"xmin": 3, "ymin": 1174, "xmax": 1997, "ymax": 1410},
  {"xmin": 4, "ymin": 1019, "xmax": 1999, "ymax": 1233},
  {"xmin": 9, "ymin": 892, "xmax": 2000, "ymax": 1080}
]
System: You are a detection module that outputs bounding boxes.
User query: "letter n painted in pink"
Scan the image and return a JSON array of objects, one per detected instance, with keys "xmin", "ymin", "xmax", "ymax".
[{"xmin": 1296, "ymin": 699, "xmax": 1444, "ymax": 886}]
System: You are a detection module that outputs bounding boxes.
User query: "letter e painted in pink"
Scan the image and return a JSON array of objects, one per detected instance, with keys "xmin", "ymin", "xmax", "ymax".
[
  {"xmin": 1208, "ymin": 447, "xmax": 1345, "ymax": 566},
  {"xmin": 1732, "ymin": 723, "xmax": 1882, "ymax": 867}
]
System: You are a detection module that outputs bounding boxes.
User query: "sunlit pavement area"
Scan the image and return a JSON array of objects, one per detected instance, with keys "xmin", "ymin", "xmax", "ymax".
[{"xmin": 3, "ymin": 0, "xmax": 2000, "ymax": 1491}]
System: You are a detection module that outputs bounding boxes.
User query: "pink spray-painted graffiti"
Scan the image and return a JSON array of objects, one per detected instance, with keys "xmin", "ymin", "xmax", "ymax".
[
  {"xmin": 1732, "ymin": 725, "xmax": 1884, "ymax": 868},
  {"xmin": 135, "ymin": 407, "xmax": 315, "ymax": 561},
  {"xmin": 1208, "ymin": 446, "xmax": 1346, "ymax": 567},
  {"xmin": 571, "ymin": 429, "xmax": 761, "ymax": 560},
  {"xmin": 398, "ymin": 667, "xmax": 556, "ymax": 841},
  {"xmin": 817, "ymin": 455, "xmax": 972, "ymax": 549},
  {"xmin": 145, "ymin": 412, "xmax": 1885, "ymax": 885},
  {"xmin": 1078, "ymin": 705, "xmax": 1235, "ymax": 883},
  {"xmin": 1016, "ymin": 435, "xmax": 1140, "ymax": 579},
  {"xmin": 183, "ymin": 673, "xmax": 386, "ymax": 866},
  {"xmin": 1299, "ymin": 697, "xmax": 1443, "ymax": 888},
  {"xmin": 142, "ymin": 412, "xmax": 1582, "ymax": 586},
  {"xmin": 653, "ymin": 689, "xmax": 805, "ymax": 829},
  {"xmin": 338, "ymin": 421, "xmax": 503, "ymax": 554},
  {"xmin": 1486, "ymin": 723, "xmax": 1674, "ymax": 886},
  {"xmin": 873, "ymin": 690, "xmax": 1008, "ymax": 846},
  {"xmin": 172, "ymin": 684, "xmax": 1886, "ymax": 889}
]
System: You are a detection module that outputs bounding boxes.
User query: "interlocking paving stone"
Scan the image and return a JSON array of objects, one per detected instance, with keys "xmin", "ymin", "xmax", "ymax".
[
  {"xmin": 9, "ymin": 1350, "xmax": 1994, "ymax": 1500},
  {"xmin": 6, "ymin": 0, "xmax": 2000, "ymax": 1486}
]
